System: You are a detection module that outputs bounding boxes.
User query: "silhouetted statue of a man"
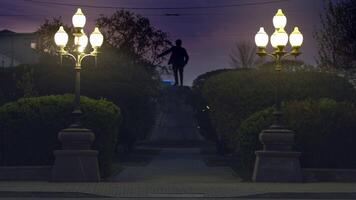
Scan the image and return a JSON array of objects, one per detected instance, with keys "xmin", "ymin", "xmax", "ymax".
[{"xmin": 158, "ymin": 39, "xmax": 189, "ymax": 86}]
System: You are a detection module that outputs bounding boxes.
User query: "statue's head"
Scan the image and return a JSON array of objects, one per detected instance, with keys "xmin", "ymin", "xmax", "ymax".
[{"xmin": 175, "ymin": 39, "xmax": 182, "ymax": 47}]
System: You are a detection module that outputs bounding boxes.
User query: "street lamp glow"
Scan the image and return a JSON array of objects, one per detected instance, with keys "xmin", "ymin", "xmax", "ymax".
[
  {"xmin": 54, "ymin": 26, "xmax": 68, "ymax": 48},
  {"xmin": 289, "ymin": 27, "xmax": 303, "ymax": 48},
  {"xmin": 78, "ymin": 33, "xmax": 88, "ymax": 53},
  {"xmin": 72, "ymin": 8, "xmax": 86, "ymax": 28},
  {"xmin": 90, "ymin": 27, "xmax": 104, "ymax": 48},
  {"xmin": 275, "ymin": 28, "xmax": 289, "ymax": 47},
  {"xmin": 270, "ymin": 30, "xmax": 279, "ymax": 48},
  {"xmin": 255, "ymin": 27, "xmax": 269, "ymax": 48},
  {"xmin": 78, "ymin": 33, "xmax": 88, "ymax": 48},
  {"xmin": 273, "ymin": 9, "xmax": 287, "ymax": 29}
]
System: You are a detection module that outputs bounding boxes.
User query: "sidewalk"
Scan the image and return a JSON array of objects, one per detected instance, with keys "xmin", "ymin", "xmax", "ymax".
[{"xmin": 0, "ymin": 181, "xmax": 355, "ymax": 199}]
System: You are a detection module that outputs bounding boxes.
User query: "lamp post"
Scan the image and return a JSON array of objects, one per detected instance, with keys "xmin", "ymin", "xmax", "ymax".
[
  {"xmin": 252, "ymin": 9, "xmax": 303, "ymax": 182},
  {"xmin": 52, "ymin": 8, "xmax": 104, "ymax": 182},
  {"xmin": 54, "ymin": 9, "xmax": 104, "ymax": 127},
  {"xmin": 255, "ymin": 9, "xmax": 303, "ymax": 127}
]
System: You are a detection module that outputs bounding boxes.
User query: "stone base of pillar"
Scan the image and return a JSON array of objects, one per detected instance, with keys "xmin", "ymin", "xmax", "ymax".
[
  {"xmin": 52, "ymin": 150, "xmax": 100, "ymax": 182},
  {"xmin": 51, "ymin": 127, "xmax": 100, "ymax": 182},
  {"xmin": 252, "ymin": 128, "xmax": 302, "ymax": 182},
  {"xmin": 252, "ymin": 150, "xmax": 302, "ymax": 182}
]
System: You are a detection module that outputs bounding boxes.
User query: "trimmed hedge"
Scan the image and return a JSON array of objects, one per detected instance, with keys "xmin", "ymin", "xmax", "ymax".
[
  {"xmin": 0, "ymin": 62, "xmax": 160, "ymax": 152},
  {"xmin": 0, "ymin": 95, "xmax": 121, "ymax": 177},
  {"xmin": 196, "ymin": 69, "xmax": 356, "ymax": 152},
  {"xmin": 192, "ymin": 69, "xmax": 232, "ymax": 148},
  {"xmin": 235, "ymin": 99, "xmax": 356, "ymax": 176}
]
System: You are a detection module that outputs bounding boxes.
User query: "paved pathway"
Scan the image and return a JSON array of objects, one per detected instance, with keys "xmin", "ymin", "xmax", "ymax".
[
  {"xmin": 0, "ymin": 181, "xmax": 356, "ymax": 199},
  {"xmin": 110, "ymin": 86, "xmax": 237, "ymax": 183},
  {"xmin": 111, "ymin": 148, "xmax": 237, "ymax": 183},
  {"xmin": 150, "ymin": 87, "xmax": 203, "ymax": 142}
]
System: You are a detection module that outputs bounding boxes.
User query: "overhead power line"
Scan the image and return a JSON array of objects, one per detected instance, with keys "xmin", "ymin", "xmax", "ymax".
[
  {"xmin": 0, "ymin": 14, "xmax": 46, "ymax": 17},
  {"xmin": 24, "ymin": 0, "xmax": 289, "ymax": 10}
]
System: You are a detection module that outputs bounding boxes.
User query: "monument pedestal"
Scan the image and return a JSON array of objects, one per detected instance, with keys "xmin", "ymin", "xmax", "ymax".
[
  {"xmin": 52, "ymin": 127, "xmax": 100, "ymax": 182},
  {"xmin": 252, "ymin": 129, "xmax": 302, "ymax": 182}
]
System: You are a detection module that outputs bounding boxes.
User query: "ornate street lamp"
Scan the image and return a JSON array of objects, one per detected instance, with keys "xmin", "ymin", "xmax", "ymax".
[
  {"xmin": 52, "ymin": 8, "xmax": 104, "ymax": 182},
  {"xmin": 54, "ymin": 9, "xmax": 103, "ymax": 126},
  {"xmin": 252, "ymin": 9, "xmax": 303, "ymax": 182},
  {"xmin": 254, "ymin": 9, "xmax": 303, "ymax": 128}
]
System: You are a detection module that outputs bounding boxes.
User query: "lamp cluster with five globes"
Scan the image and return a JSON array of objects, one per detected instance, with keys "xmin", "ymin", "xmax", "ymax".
[
  {"xmin": 254, "ymin": 9, "xmax": 303, "ymax": 70},
  {"xmin": 54, "ymin": 8, "xmax": 104, "ymax": 61},
  {"xmin": 53, "ymin": 8, "xmax": 105, "ymax": 127}
]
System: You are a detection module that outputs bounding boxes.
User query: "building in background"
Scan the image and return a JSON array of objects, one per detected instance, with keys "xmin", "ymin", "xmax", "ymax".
[{"xmin": 0, "ymin": 29, "xmax": 39, "ymax": 67}]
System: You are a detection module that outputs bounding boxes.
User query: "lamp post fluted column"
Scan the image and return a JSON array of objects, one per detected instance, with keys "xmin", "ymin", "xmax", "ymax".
[
  {"xmin": 72, "ymin": 61, "xmax": 82, "ymax": 127},
  {"xmin": 252, "ymin": 9, "xmax": 303, "ymax": 182},
  {"xmin": 51, "ymin": 8, "xmax": 104, "ymax": 182}
]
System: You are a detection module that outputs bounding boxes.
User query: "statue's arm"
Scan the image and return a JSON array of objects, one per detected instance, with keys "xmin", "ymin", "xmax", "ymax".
[{"xmin": 158, "ymin": 48, "xmax": 172, "ymax": 58}]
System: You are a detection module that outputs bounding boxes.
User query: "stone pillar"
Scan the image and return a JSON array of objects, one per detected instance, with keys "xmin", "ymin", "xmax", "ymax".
[
  {"xmin": 52, "ymin": 127, "xmax": 100, "ymax": 182},
  {"xmin": 252, "ymin": 128, "xmax": 302, "ymax": 182}
]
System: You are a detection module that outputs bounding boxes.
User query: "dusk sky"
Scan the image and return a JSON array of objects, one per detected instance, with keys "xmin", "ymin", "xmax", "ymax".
[{"xmin": 0, "ymin": 0, "xmax": 324, "ymax": 84}]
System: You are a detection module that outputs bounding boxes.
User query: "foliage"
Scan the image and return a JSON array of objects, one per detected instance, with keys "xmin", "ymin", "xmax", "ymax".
[
  {"xmin": 35, "ymin": 17, "xmax": 74, "ymax": 56},
  {"xmin": 0, "ymin": 95, "xmax": 121, "ymax": 177},
  {"xmin": 16, "ymin": 66, "xmax": 37, "ymax": 97},
  {"xmin": 192, "ymin": 69, "xmax": 232, "ymax": 150},
  {"xmin": 195, "ymin": 69, "xmax": 356, "ymax": 152},
  {"xmin": 315, "ymin": 0, "xmax": 356, "ymax": 69},
  {"xmin": 229, "ymin": 41, "xmax": 262, "ymax": 69},
  {"xmin": 235, "ymin": 99, "xmax": 356, "ymax": 177},
  {"xmin": 35, "ymin": 10, "xmax": 171, "ymax": 72},
  {"xmin": 192, "ymin": 69, "xmax": 232, "ymax": 91},
  {"xmin": 1, "ymin": 9, "xmax": 165, "ymax": 152},
  {"xmin": 0, "ymin": 61, "xmax": 160, "ymax": 152},
  {"xmin": 97, "ymin": 10, "xmax": 171, "ymax": 67},
  {"xmin": 234, "ymin": 107, "xmax": 274, "ymax": 173},
  {"xmin": 258, "ymin": 59, "xmax": 316, "ymax": 72}
]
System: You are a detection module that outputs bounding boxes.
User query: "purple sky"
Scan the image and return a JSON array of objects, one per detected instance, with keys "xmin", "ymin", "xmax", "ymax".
[{"xmin": 0, "ymin": 0, "xmax": 324, "ymax": 84}]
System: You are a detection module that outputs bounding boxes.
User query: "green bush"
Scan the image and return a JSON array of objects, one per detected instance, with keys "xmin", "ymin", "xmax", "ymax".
[
  {"xmin": 235, "ymin": 99, "xmax": 356, "ymax": 177},
  {"xmin": 258, "ymin": 59, "xmax": 316, "ymax": 72},
  {"xmin": 192, "ymin": 69, "xmax": 232, "ymax": 148},
  {"xmin": 197, "ymin": 69, "xmax": 356, "ymax": 152},
  {"xmin": 0, "ymin": 95, "xmax": 121, "ymax": 177},
  {"xmin": 0, "ymin": 62, "xmax": 160, "ymax": 152},
  {"xmin": 234, "ymin": 107, "xmax": 274, "ymax": 171}
]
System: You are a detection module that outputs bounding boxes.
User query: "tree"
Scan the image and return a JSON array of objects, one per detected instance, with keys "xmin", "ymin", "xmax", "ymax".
[
  {"xmin": 315, "ymin": 0, "xmax": 356, "ymax": 69},
  {"xmin": 229, "ymin": 41, "xmax": 262, "ymax": 69},
  {"xmin": 16, "ymin": 66, "xmax": 37, "ymax": 97},
  {"xmin": 97, "ymin": 10, "xmax": 171, "ymax": 67},
  {"xmin": 35, "ymin": 17, "xmax": 74, "ymax": 56}
]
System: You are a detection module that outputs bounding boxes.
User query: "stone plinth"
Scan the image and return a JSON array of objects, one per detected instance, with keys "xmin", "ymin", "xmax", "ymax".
[
  {"xmin": 252, "ymin": 128, "xmax": 302, "ymax": 182},
  {"xmin": 52, "ymin": 127, "xmax": 100, "ymax": 182}
]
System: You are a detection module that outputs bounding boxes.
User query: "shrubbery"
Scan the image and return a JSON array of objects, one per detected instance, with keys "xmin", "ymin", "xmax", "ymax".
[
  {"xmin": 235, "ymin": 99, "xmax": 356, "ymax": 176},
  {"xmin": 0, "ymin": 95, "xmax": 121, "ymax": 177},
  {"xmin": 0, "ymin": 61, "xmax": 160, "ymax": 151},
  {"xmin": 194, "ymin": 69, "xmax": 356, "ymax": 152},
  {"xmin": 192, "ymin": 69, "xmax": 232, "ymax": 147}
]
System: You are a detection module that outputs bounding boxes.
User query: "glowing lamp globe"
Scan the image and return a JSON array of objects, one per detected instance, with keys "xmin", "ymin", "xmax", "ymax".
[
  {"xmin": 289, "ymin": 27, "xmax": 303, "ymax": 47},
  {"xmin": 72, "ymin": 8, "xmax": 86, "ymax": 28},
  {"xmin": 77, "ymin": 33, "xmax": 88, "ymax": 53},
  {"xmin": 255, "ymin": 27, "xmax": 269, "ymax": 48},
  {"xmin": 273, "ymin": 9, "xmax": 287, "ymax": 29},
  {"xmin": 275, "ymin": 28, "xmax": 289, "ymax": 47},
  {"xmin": 90, "ymin": 27, "xmax": 104, "ymax": 48},
  {"xmin": 54, "ymin": 26, "xmax": 68, "ymax": 48},
  {"xmin": 270, "ymin": 30, "xmax": 279, "ymax": 48}
]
